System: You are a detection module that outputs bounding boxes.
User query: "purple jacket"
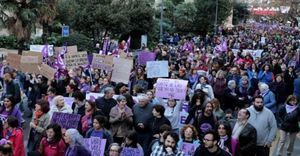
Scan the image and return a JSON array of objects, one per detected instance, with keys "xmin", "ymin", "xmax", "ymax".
[
  {"xmin": 65, "ymin": 145, "xmax": 91, "ymax": 156},
  {"xmin": 0, "ymin": 106, "xmax": 23, "ymax": 127}
]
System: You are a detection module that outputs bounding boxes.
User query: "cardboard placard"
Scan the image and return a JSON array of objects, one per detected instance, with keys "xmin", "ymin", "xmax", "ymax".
[
  {"xmin": 146, "ymin": 61, "xmax": 169, "ymax": 78},
  {"xmin": 39, "ymin": 64, "xmax": 56, "ymax": 79},
  {"xmin": 83, "ymin": 137, "xmax": 106, "ymax": 156},
  {"xmin": 111, "ymin": 58, "xmax": 133, "ymax": 84},
  {"xmin": 6, "ymin": 53, "xmax": 21, "ymax": 70},
  {"xmin": 155, "ymin": 78, "xmax": 188, "ymax": 100},
  {"xmin": 51, "ymin": 112, "xmax": 81, "ymax": 129},
  {"xmin": 64, "ymin": 52, "xmax": 88, "ymax": 69},
  {"xmin": 54, "ymin": 45, "xmax": 78, "ymax": 54},
  {"xmin": 91, "ymin": 54, "xmax": 113, "ymax": 71},
  {"xmin": 20, "ymin": 55, "xmax": 41, "ymax": 74}
]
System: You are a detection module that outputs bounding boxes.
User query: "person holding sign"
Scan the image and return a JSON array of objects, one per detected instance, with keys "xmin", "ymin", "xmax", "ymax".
[
  {"xmin": 64, "ymin": 129, "xmax": 91, "ymax": 156},
  {"xmin": 38, "ymin": 123, "xmax": 66, "ymax": 156},
  {"xmin": 49, "ymin": 95, "xmax": 72, "ymax": 118},
  {"xmin": 86, "ymin": 115, "xmax": 113, "ymax": 150},
  {"xmin": 109, "ymin": 95, "xmax": 133, "ymax": 144},
  {"xmin": 120, "ymin": 131, "xmax": 144, "ymax": 156}
]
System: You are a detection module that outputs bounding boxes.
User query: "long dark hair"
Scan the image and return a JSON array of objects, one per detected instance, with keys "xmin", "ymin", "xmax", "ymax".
[
  {"xmin": 0, "ymin": 95, "xmax": 16, "ymax": 114},
  {"xmin": 124, "ymin": 131, "xmax": 139, "ymax": 148},
  {"xmin": 46, "ymin": 123, "xmax": 62, "ymax": 143}
]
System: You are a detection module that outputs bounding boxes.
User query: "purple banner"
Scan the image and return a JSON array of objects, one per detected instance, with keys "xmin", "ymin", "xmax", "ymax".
[
  {"xmin": 120, "ymin": 147, "xmax": 142, "ymax": 156},
  {"xmin": 138, "ymin": 51, "xmax": 156, "ymax": 65},
  {"xmin": 155, "ymin": 78, "xmax": 188, "ymax": 100},
  {"xmin": 180, "ymin": 143, "xmax": 196, "ymax": 156},
  {"xmin": 84, "ymin": 137, "xmax": 106, "ymax": 156},
  {"xmin": 51, "ymin": 112, "xmax": 81, "ymax": 129}
]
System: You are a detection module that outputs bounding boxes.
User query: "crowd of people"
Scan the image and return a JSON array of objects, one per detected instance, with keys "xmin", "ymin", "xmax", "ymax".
[{"xmin": 0, "ymin": 22, "xmax": 299, "ymax": 156}]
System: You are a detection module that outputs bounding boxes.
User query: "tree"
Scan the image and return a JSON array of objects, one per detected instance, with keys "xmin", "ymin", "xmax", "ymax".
[
  {"xmin": 232, "ymin": 2, "xmax": 249, "ymax": 25},
  {"xmin": 174, "ymin": 2, "xmax": 197, "ymax": 33},
  {"xmin": 194, "ymin": 0, "xmax": 232, "ymax": 35}
]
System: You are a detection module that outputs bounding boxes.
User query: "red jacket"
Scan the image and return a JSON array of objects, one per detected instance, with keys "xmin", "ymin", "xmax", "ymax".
[
  {"xmin": 3, "ymin": 128, "xmax": 25, "ymax": 156},
  {"xmin": 39, "ymin": 137, "xmax": 66, "ymax": 156}
]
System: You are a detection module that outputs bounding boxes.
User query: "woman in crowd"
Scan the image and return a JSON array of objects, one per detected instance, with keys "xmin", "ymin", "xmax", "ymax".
[
  {"xmin": 72, "ymin": 91, "xmax": 86, "ymax": 117},
  {"xmin": 108, "ymin": 143, "xmax": 122, "ymax": 156},
  {"xmin": 81, "ymin": 100, "xmax": 104, "ymax": 135},
  {"xmin": 194, "ymin": 76, "xmax": 214, "ymax": 100},
  {"xmin": 109, "ymin": 95, "xmax": 133, "ymax": 144},
  {"xmin": 185, "ymin": 91, "xmax": 206, "ymax": 125},
  {"xmin": 146, "ymin": 90, "xmax": 160, "ymax": 105},
  {"xmin": 38, "ymin": 123, "xmax": 66, "ymax": 156},
  {"xmin": 64, "ymin": 129, "xmax": 91, "ymax": 156},
  {"xmin": 177, "ymin": 124, "xmax": 200, "ymax": 154},
  {"xmin": 27, "ymin": 99, "xmax": 51, "ymax": 152},
  {"xmin": 2, "ymin": 116, "xmax": 25, "ymax": 156},
  {"xmin": 210, "ymin": 98, "xmax": 225, "ymax": 120},
  {"xmin": 212, "ymin": 70, "xmax": 227, "ymax": 104},
  {"xmin": 258, "ymin": 64, "xmax": 274, "ymax": 84},
  {"xmin": 120, "ymin": 131, "xmax": 144, "ymax": 156},
  {"xmin": 277, "ymin": 95, "xmax": 300, "ymax": 156},
  {"xmin": 163, "ymin": 98, "xmax": 183, "ymax": 133},
  {"xmin": 270, "ymin": 74, "xmax": 288, "ymax": 107},
  {"xmin": 0, "ymin": 95, "xmax": 23, "ymax": 127},
  {"xmin": 217, "ymin": 121, "xmax": 232, "ymax": 154},
  {"xmin": 86, "ymin": 115, "xmax": 113, "ymax": 149},
  {"xmin": 49, "ymin": 95, "xmax": 72, "ymax": 118},
  {"xmin": 284, "ymin": 66, "xmax": 297, "ymax": 95},
  {"xmin": 148, "ymin": 105, "xmax": 171, "ymax": 138}
]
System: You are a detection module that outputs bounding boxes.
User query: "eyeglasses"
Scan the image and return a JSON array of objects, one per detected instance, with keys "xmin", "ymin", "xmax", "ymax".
[{"xmin": 203, "ymin": 138, "xmax": 214, "ymax": 142}]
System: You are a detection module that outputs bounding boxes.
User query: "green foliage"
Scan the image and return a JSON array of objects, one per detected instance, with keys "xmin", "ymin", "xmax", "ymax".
[
  {"xmin": 194, "ymin": 0, "xmax": 232, "ymax": 34},
  {"xmin": 233, "ymin": 2, "xmax": 249, "ymax": 25},
  {"xmin": 56, "ymin": 33, "xmax": 93, "ymax": 52},
  {"xmin": 0, "ymin": 36, "xmax": 18, "ymax": 49},
  {"xmin": 174, "ymin": 2, "xmax": 197, "ymax": 33}
]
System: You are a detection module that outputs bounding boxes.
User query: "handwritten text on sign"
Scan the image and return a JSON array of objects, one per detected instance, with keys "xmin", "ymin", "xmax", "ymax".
[
  {"xmin": 121, "ymin": 147, "xmax": 142, "ymax": 156},
  {"xmin": 64, "ymin": 52, "xmax": 88, "ymax": 69},
  {"xmin": 155, "ymin": 78, "xmax": 188, "ymax": 100},
  {"xmin": 51, "ymin": 112, "xmax": 81, "ymax": 129},
  {"xmin": 84, "ymin": 137, "xmax": 106, "ymax": 156},
  {"xmin": 91, "ymin": 54, "xmax": 113, "ymax": 71},
  {"xmin": 39, "ymin": 64, "xmax": 56, "ymax": 79},
  {"xmin": 146, "ymin": 61, "xmax": 169, "ymax": 78}
]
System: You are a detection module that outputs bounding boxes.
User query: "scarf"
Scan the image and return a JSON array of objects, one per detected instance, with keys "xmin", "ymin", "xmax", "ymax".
[
  {"xmin": 285, "ymin": 104, "xmax": 297, "ymax": 113},
  {"xmin": 34, "ymin": 111, "xmax": 44, "ymax": 125},
  {"xmin": 81, "ymin": 110, "xmax": 93, "ymax": 133},
  {"xmin": 218, "ymin": 135, "xmax": 228, "ymax": 150}
]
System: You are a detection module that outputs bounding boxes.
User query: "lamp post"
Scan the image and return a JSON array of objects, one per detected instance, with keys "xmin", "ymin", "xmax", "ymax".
[
  {"xmin": 214, "ymin": 0, "xmax": 219, "ymax": 35},
  {"xmin": 160, "ymin": 0, "xmax": 164, "ymax": 43}
]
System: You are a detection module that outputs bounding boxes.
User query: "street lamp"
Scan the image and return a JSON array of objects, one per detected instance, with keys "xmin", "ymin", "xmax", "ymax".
[
  {"xmin": 214, "ymin": 0, "xmax": 219, "ymax": 35},
  {"xmin": 160, "ymin": 0, "xmax": 164, "ymax": 43}
]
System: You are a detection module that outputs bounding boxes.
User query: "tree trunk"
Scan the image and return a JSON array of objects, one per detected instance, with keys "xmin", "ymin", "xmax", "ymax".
[
  {"xmin": 17, "ymin": 39, "xmax": 25, "ymax": 55},
  {"xmin": 42, "ymin": 22, "xmax": 49, "ymax": 44}
]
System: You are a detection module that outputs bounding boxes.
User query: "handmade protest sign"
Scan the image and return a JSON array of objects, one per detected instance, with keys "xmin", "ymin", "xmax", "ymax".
[
  {"xmin": 39, "ymin": 64, "xmax": 56, "ymax": 79},
  {"xmin": 180, "ymin": 142, "xmax": 196, "ymax": 156},
  {"xmin": 155, "ymin": 78, "xmax": 188, "ymax": 100},
  {"xmin": 64, "ymin": 52, "xmax": 88, "ymax": 69},
  {"xmin": 111, "ymin": 58, "xmax": 133, "ymax": 84},
  {"xmin": 91, "ymin": 54, "xmax": 113, "ymax": 71},
  {"xmin": 146, "ymin": 61, "xmax": 169, "ymax": 78},
  {"xmin": 64, "ymin": 97, "xmax": 74, "ymax": 107},
  {"xmin": 6, "ymin": 53, "xmax": 21, "ymax": 70},
  {"xmin": 20, "ymin": 55, "xmax": 41, "ymax": 74},
  {"xmin": 83, "ymin": 137, "xmax": 106, "ymax": 156},
  {"xmin": 86, "ymin": 92, "xmax": 102, "ymax": 101},
  {"xmin": 242, "ymin": 49, "xmax": 263, "ymax": 60},
  {"xmin": 138, "ymin": 51, "xmax": 156, "ymax": 65},
  {"xmin": 54, "ymin": 46, "xmax": 78, "ymax": 54},
  {"xmin": 30, "ymin": 45, "xmax": 54, "ymax": 56},
  {"xmin": 51, "ymin": 112, "xmax": 81, "ymax": 129},
  {"xmin": 121, "ymin": 147, "xmax": 142, "ymax": 156}
]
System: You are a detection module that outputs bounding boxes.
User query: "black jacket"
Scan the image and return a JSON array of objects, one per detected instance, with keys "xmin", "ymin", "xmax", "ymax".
[
  {"xmin": 234, "ymin": 122, "xmax": 257, "ymax": 156},
  {"xmin": 194, "ymin": 146, "xmax": 231, "ymax": 156},
  {"xmin": 4, "ymin": 80, "xmax": 21, "ymax": 103},
  {"xmin": 147, "ymin": 116, "xmax": 171, "ymax": 135},
  {"xmin": 95, "ymin": 96, "xmax": 117, "ymax": 118},
  {"xmin": 278, "ymin": 104, "xmax": 300, "ymax": 133}
]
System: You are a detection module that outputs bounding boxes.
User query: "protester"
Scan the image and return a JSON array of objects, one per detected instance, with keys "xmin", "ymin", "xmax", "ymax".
[
  {"xmin": 148, "ymin": 124, "xmax": 172, "ymax": 154},
  {"xmin": 64, "ymin": 129, "xmax": 91, "ymax": 156},
  {"xmin": 177, "ymin": 124, "xmax": 200, "ymax": 153},
  {"xmin": 95, "ymin": 87, "xmax": 117, "ymax": 118},
  {"xmin": 0, "ymin": 95, "xmax": 23, "ymax": 127},
  {"xmin": 216, "ymin": 121, "xmax": 232, "ymax": 154},
  {"xmin": 2, "ymin": 116, "xmax": 25, "ymax": 156},
  {"xmin": 194, "ymin": 131, "xmax": 231, "ymax": 156},
  {"xmin": 27, "ymin": 99, "xmax": 50, "ymax": 152},
  {"xmin": 2, "ymin": 72, "xmax": 21, "ymax": 104},
  {"xmin": 108, "ymin": 143, "xmax": 121, "ymax": 156},
  {"xmin": 109, "ymin": 95, "xmax": 133, "ymax": 144},
  {"xmin": 38, "ymin": 123, "xmax": 66, "ymax": 156},
  {"xmin": 163, "ymin": 99, "xmax": 183, "ymax": 133},
  {"xmin": 148, "ymin": 105, "xmax": 171, "ymax": 138},
  {"xmin": 80, "ymin": 100, "xmax": 104, "ymax": 134},
  {"xmin": 49, "ymin": 95, "xmax": 72, "ymax": 118},
  {"xmin": 151, "ymin": 132, "xmax": 184, "ymax": 156},
  {"xmin": 72, "ymin": 90, "xmax": 86, "ymax": 116},
  {"xmin": 121, "ymin": 131, "xmax": 144, "ymax": 156},
  {"xmin": 277, "ymin": 95, "xmax": 300, "ymax": 156},
  {"xmin": 247, "ymin": 95, "xmax": 277, "ymax": 156},
  {"xmin": 231, "ymin": 108, "xmax": 257, "ymax": 156}
]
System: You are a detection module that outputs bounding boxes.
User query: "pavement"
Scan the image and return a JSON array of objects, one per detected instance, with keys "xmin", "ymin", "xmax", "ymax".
[{"xmin": 270, "ymin": 132, "xmax": 300, "ymax": 156}]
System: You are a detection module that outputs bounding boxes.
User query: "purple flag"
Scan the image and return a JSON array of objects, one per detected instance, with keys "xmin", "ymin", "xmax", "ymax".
[
  {"xmin": 102, "ymin": 38, "xmax": 110, "ymax": 55},
  {"xmin": 125, "ymin": 36, "xmax": 131, "ymax": 53},
  {"xmin": 42, "ymin": 44, "xmax": 48, "ymax": 62}
]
